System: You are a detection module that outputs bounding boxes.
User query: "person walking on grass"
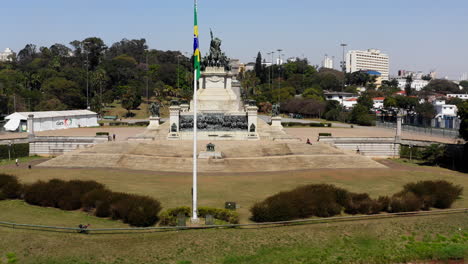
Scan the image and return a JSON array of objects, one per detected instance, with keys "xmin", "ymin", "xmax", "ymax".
[{"xmin": 15, "ymin": 158, "xmax": 19, "ymax": 167}]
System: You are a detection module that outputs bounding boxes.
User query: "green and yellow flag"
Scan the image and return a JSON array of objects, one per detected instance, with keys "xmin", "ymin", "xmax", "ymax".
[{"xmin": 193, "ymin": 0, "xmax": 201, "ymax": 80}]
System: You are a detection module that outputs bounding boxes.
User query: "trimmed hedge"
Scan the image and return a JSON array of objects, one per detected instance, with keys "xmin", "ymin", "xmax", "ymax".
[
  {"xmin": 9, "ymin": 176, "xmax": 163, "ymax": 227},
  {"xmin": 0, "ymin": 174, "xmax": 22, "ymax": 200},
  {"xmin": 96, "ymin": 132, "xmax": 110, "ymax": 136},
  {"xmin": 251, "ymin": 184, "xmax": 349, "ymax": 222},
  {"xmin": 198, "ymin": 206, "xmax": 239, "ymax": 224},
  {"xmin": 159, "ymin": 206, "xmax": 239, "ymax": 226},
  {"xmin": 399, "ymin": 180, "xmax": 463, "ymax": 209},
  {"xmin": 0, "ymin": 143, "xmax": 29, "ymax": 159},
  {"xmin": 159, "ymin": 206, "xmax": 191, "ymax": 226},
  {"xmin": 319, "ymin": 133, "xmax": 332, "ymax": 137},
  {"xmin": 281, "ymin": 122, "xmax": 332, "ymax": 128},
  {"xmin": 250, "ymin": 181, "xmax": 463, "ymax": 222}
]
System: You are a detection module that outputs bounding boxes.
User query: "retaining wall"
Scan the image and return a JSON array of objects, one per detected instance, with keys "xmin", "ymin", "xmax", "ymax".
[{"xmin": 29, "ymin": 136, "xmax": 108, "ymax": 156}]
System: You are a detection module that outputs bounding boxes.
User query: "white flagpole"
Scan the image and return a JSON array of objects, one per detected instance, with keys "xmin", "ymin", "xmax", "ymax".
[{"xmin": 192, "ymin": 69, "xmax": 199, "ymax": 222}]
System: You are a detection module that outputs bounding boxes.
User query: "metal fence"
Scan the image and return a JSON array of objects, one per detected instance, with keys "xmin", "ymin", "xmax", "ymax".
[
  {"xmin": 377, "ymin": 122, "xmax": 459, "ymax": 139},
  {"xmin": 0, "ymin": 208, "xmax": 466, "ymax": 235}
]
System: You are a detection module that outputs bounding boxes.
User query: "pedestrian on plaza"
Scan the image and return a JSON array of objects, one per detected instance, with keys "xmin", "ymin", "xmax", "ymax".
[
  {"xmin": 306, "ymin": 138, "xmax": 311, "ymax": 145},
  {"xmin": 113, "ymin": 134, "xmax": 116, "ymax": 141}
]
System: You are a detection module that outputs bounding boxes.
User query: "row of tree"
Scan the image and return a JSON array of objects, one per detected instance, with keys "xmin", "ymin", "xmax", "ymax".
[{"xmin": 0, "ymin": 37, "xmax": 194, "ymax": 116}]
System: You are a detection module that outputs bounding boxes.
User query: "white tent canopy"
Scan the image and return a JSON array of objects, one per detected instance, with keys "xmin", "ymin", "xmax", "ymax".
[{"xmin": 4, "ymin": 110, "xmax": 99, "ymax": 132}]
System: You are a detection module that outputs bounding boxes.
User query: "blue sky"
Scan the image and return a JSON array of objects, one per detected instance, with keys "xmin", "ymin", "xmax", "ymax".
[{"xmin": 1, "ymin": 0, "xmax": 467, "ymax": 79}]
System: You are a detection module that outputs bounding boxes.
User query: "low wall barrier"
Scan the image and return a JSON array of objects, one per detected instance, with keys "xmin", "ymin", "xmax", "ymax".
[{"xmin": 0, "ymin": 208, "xmax": 466, "ymax": 234}]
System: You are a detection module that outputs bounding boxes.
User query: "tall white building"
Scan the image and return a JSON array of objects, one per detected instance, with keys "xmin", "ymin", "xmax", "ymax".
[
  {"xmin": 346, "ymin": 49, "xmax": 390, "ymax": 80},
  {"xmin": 322, "ymin": 55, "xmax": 333, "ymax": 69},
  {"xmin": 0, "ymin": 48, "xmax": 14, "ymax": 62},
  {"xmin": 460, "ymin": 73, "xmax": 468, "ymax": 81}
]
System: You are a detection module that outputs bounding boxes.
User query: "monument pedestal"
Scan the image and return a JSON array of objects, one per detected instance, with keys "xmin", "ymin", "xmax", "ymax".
[
  {"xmin": 198, "ymin": 151, "xmax": 223, "ymax": 159},
  {"xmin": 271, "ymin": 116, "xmax": 283, "ymax": 129},
  {"xmin": 147, "ymin": 116, "xmax": 160, "ymax": 130}
]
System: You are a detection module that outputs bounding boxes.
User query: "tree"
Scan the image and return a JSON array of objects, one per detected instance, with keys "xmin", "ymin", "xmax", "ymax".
[
  {"xmin": 458, "ymin": 101, "xmax": 468, "ymax": 141},
  {"xmin": 357, "ymin": 93, "xmax": 374, "ymax": 110},
  {"xmin": 350, "ymin": 104, "xmax": 374, "ymax": 126},
  {"xmin": 421, "ymin": 74, "xmax": 432, "ymax": 81},
  {"xmin": 121, "ymin": 87, "xmax": 141, "ymax": 116},
  {"xmin": 302, "ymin": 86, "xmax": 324, "ymax": 101},
  {"xmin": 382, "ymin": 79, "xmax": 399, "ymax": 88},
  {"xmin": 346, "ymin": 71, "xmax": 370, "ymax": 86},
  {"xmin": 405, "ymin": 75, "xmax": 413, "ymax": 96},
  {"xmin": 254, "ymin": 52, "xmax": 263, "ymax": 80},
  {"xmin": 424, "ymin": 79, "xmax": 460, "ymax": 93},
  {"xmin": 17, "ymin": 44, "xmax": 37, "ymax": 65},
  {"xmin": 36, "ymin": 98, "xmax": 67, "ymax": 111},
  {"xmin": 459, "ymin": 80, "xmax": 468, "ymax": 91},
  {"xmin": 421, "ymin": 144, "xmax": 445, "ymax": 165},
  {"xmin": 415, "ymin": 102, "xmax": 436, "ymax": 126},
  {"xmin": 383, "ymin": 97, "xmax": 398, "ymax": 108},
  {"xmin": 41, "ymin": 77, "xmax": 84, "ymax": 109}
]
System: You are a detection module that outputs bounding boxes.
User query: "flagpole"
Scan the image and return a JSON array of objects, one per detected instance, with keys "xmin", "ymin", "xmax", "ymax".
[
  {"xmin": 192, "ymin": 68, "xmax": 198, "ymax": 222},
  {"xmin": 192, "ymin": 0, "xmax": 199, "ymax": 223}
]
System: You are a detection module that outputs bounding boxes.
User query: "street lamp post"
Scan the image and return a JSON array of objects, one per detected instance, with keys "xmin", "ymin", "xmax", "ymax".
[
  {"xmin": 146, "ymin": 50, "xmax": 149, "ymax": 104},
  {"xmin": 8, "ymin": 142, "xmax": 11, "ymax": 161},
  {"xmin": 340, "ymin": 43, "xmax": 347, "ymax": 92},
  {"xmin": 82, "ymin": 41, "xmax": 91, "ymax": 110},
  {"xmin": 277, "ymin": 49, "xmax": 283, "ymax": 107}
]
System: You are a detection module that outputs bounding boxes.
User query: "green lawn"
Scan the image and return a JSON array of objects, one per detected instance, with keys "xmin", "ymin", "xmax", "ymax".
[
  {"xmin": 0, "ymin": 160, "xmax": 467, "ymax": 263},
  {"xmin": 0, "ymin": 156, "xmax": 44, "ymax": 167},
  {"xmin": 0, "ymin": 212, "xmax": 466, "ymax": 264},
  {"xmin": 1, "ymin": 160, "xmax": 467, "ymax": 225}
]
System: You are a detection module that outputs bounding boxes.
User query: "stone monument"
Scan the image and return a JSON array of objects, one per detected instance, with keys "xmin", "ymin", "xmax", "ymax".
[
  {"xmin": 271, "ymin": 104, "xmax": 283, "ymax": 129},
  {"xmin": 147, "ymin": 102, "xmax": 160, "ymax": 130},
  {"xmin": 168, "ymin": 30, "xmax": 258, "ymax": 140}
]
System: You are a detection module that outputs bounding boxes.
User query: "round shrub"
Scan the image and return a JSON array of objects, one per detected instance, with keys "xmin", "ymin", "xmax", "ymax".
[
  {"xmin": 198, "ymin": 207, "xmax": 240, "ymax": 224},
  {"xmin": 95, "ymin": 201, "xmax": 112, "ymax": 218},
  {"xmin": 250, "ymin": 184, "xmax": 349, "ymax": 222},
  {"xmin": 344, "ymin": 193, "xmax": 373, "ymax": 215},
  {"xmin": 111, "ymin": 195, "xmax": 161, "ymax": 227},
  {"xmin": 159, "ymin": 206, "xmax": 191, "ymax": 226},
  {"xmin": 390, "ymin": 192, "xmax": 423, "ymax": 213},
  {"xmin": 81, "ymin": 189, "xmax": 113, "ymax": 211},
  {"xmin": 402, "ymin": 180, "xmax": 463, "ymax": 209},
  {"xmin": 0, "ymin": 174, "xmax": 22, "ymax": 199},
  {"xmin": 2, "ymin": 181, "xmax": 22, "ymax": 199}
]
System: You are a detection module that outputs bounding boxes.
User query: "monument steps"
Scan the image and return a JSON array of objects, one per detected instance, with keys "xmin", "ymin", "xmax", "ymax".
[{"xmin": 39, "ymin": 141, "xmax": 386, "ymax": 172}]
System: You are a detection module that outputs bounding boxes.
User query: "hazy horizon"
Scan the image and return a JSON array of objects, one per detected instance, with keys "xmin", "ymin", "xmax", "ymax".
[{"xmin": 2, "ymin": 0, "xmax": 467, "ymax": 79}]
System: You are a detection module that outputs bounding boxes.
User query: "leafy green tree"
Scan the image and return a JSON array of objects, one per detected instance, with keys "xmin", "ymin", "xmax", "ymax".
[
  {"xmin": 382, "ymin": 79, "xmax": 399, "ymax": 88},
  {"xmin": 383, "ymin": 97, "xmax": 398, "ymax": 108},
  {"xmin": 302, "ymin": 86, "xmax": 324, "ymax": 101},
  {"xmin": 424, "ymin": 79, "xmax": 461, "ymax": 93},
  {"xmin": 36, "ymin": 98, "xmax": 67, "ymax": 111},
  {"xmin": 458, "ymin": 101, "xmax": 468, "ymax": 141},
  {"xmin": 121, "ymin": 86, "xmax": 141, "ymax": 116},
  {"xmin": 415, "ymin": 102, "xmax": 436, "ymax": 126},
  {"xmin": 421, "ymin": 144, "xmax": 445, "ymax": 165},
  {"xmin": 41, "ymin": 77, "xmax": 84, "ymax": 109},
  {"xmin": 350, "ymin": 104, "xmax": 374, "ymax": 126},
  {"xmin": 405, "ymin": 75, "xmax": 413, "ymax": 96},
  {"xmin": 459, "ymin": 80, "xmax": 468, "ymax": 91},
  {"xmin": 318, "ymin": 72, "xmax": 341, "ymax": 91},
  {"xmin": 395, "ymin": 95, "xmax": 418, "ymax": 110},
  {"xmin": 346, "ymin": 71, "xmax": 371, "ymax": 86},
  {"xmin": 357, "ymin": 93, "xmax": 374, "ymax": 110},
  {"xmin": 254, "ymin": 52, "xmax": 263, "ymax": 80}
]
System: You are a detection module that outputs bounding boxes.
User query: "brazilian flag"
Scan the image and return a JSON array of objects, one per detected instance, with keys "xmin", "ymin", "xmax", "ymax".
[{"xmin": 193, "ymin": 0, "xmax": 201, "ymax": 80}]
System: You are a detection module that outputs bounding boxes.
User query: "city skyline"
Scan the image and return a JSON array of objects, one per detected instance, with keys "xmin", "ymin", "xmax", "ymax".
[{"xmin": 1, "ymin": 0, "xmax": 467, "ymax": 79}]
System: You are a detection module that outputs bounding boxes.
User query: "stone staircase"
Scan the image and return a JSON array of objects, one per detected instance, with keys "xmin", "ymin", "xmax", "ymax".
[{"xmin": 40, "ymin": 141, "xmax": 386, "ymax": 172}]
